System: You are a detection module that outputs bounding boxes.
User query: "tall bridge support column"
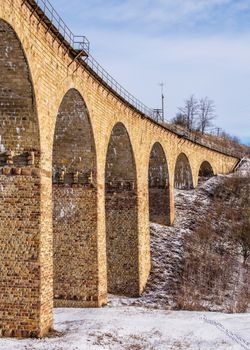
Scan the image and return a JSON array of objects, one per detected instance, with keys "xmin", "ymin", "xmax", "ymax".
[
  {"xmin": 52, "ymin": 89, "xmax": 102, "ymax": 307},
  {"xmin": 148, "ymin": 142, "xmax": 171, "ymax": 226},
  {"xmin": 0, "ymin": 169, "xmax": 53, "ymax": 338},
  {"xmin": 168, "ymin": 179, "xmax": 175, "ymax": 225},
  {"xmin": 0, "ymin": 18, "xmax": 53, "ymax": 337},
  {"xmin": 105, "ymin": 123, "xmax": 140, "ymax": 296}
]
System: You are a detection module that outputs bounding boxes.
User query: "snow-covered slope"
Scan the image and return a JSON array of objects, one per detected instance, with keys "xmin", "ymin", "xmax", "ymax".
[{"xmin": 110, "ymin": 159, "xmax": 250, "ymax": 312}]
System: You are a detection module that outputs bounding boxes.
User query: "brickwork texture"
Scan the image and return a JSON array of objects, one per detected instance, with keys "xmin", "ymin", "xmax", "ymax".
[{"xmin": 0, "ymin": 0, "xmax": 239, "ymax": 338}]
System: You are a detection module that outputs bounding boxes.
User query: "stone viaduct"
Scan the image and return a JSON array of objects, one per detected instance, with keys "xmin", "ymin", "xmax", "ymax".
[{"xmin": 0, "ymin": 0, "xmax": 239, "ymax": 338}]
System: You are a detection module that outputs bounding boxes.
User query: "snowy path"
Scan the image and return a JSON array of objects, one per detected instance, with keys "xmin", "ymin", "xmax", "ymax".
[{"xmin": 0, "ymin": 307, "xmax": 250, "ymax": 350}]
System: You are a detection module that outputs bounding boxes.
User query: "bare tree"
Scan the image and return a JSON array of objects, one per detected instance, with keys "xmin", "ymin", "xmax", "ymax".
[
  {"xmin": 171, "ymin": 113, "xmax": 187, "ymax": 128},
  {"xmin": 197, "ymin": 97, "xmax": 216, "ymax": 134},
  {"xmin": 178, "ymin": 95, "xmax": 199, "ymax": 131}
]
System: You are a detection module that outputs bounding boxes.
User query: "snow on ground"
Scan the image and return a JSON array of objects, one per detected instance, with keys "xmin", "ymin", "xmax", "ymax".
[
  {"xmin": 108, "ymin": 177, "xmax": 231, "ymax": 310},
  {"xmin": 237, "ymin": 158, "xmax": 250, "ymax": 177},
  {"xmin": 1, "ymin": 159, "xmax": 249, "ymax": 349},
  {"xmin": 108, "ymin": 158, "xmax": 250, "ymax": 310},
  {"xmin": 0, "ymin": 307, "xmax": 249, "ymax": 350},
  {"xmin": 108, "ymin": 186, "xmax": 204, "ymax": 310}
]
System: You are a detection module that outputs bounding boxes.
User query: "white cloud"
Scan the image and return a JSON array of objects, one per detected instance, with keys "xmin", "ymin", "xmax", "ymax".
[{"xmin": 56, "ymin": 0, "xmax": 250, "ymax": 34}]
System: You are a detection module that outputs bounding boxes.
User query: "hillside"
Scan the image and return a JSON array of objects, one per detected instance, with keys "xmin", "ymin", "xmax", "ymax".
[
  {"xmin": 164, "ymin": 122, "xmax": 250, "ymax": 158},
  {"xmin": 110, "ymin": 159, "xmax": 250, "ymax": 312}
]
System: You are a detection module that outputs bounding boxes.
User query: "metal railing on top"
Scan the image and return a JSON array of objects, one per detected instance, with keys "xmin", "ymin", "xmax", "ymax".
[
  {"xmin": 84, "ymin": 53, "xmax": 155, "ymax": 118},
  {"xmin": 162, "ymin": 123, "xmax": 243, "ymax": 158},
  {"xmin": 23, "ymin": 0, "xmax": 241, "ymax": 159},
  {"xmin": 27, "ymin": 0, "xmax": 89, "ymax": 53},
  {"xmin": 25, "ymin": 0, "xmax": 155, "ymax": 118}
]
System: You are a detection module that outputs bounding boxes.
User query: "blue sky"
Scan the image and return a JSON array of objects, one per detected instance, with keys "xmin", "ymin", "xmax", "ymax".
[{"xmin": 51, "ymin": 0, "xmax": 250, "ymax": 144}]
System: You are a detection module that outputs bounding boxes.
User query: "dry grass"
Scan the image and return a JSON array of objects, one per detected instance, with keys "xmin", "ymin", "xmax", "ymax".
[
  {"xmin": 177, "ymin": 175, "xmax": 250, "ymax": 312},
  {"xmin": 166, "ymin": 122, "xmax": 250, "ymax": 157}
]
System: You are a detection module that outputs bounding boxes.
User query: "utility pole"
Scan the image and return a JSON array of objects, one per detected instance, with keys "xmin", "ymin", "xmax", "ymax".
[
  {"xmin": 216, "ymin": 127, "xmax": 221, "ymax": 137},
  {"xmin": 159, "ymin": 82, "xmax": 165, "ymax": 122}
]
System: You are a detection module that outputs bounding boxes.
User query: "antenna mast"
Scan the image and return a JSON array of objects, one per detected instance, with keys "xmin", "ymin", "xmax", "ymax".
[{"xmin": 159, "ymin": 82, "xmax": 164, "ymax": 121}]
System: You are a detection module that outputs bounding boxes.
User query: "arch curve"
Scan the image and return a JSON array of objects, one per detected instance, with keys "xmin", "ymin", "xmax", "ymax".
[
  {"xmin": 105, "ymin": 122, "xmax": 139, "ymax": 296},
  {"xmin": 198, "ymin": 160, "xmax": 214, "ymax": 184},
  {"xmin": 52, "ymin": 88, "xmax": 96, "ymax": 180},
  {"xmin": 105, "ymin": 122, "xmax": 137, "ymax": 185},
  {"xmin": 52, "ymin": 88, "xmax": 98, "ymax": 306},
  {"xmin": 174, "ymin": 152, "xmax": 194, "ymax": 189},
  {"xmin": 0, "ymin": 18, "xmax": 40, "ymax": 161},
  {"xmin": 148, "ymin": 142, "xmax": 170, "ymax": 225},
  {"xmin": 0, "ymin": 19, "xmax": 49, "ymax": 337}
]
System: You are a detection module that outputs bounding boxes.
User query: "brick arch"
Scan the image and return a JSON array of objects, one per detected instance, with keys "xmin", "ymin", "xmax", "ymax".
[
  {"xmin": 198, "ymin": 160, "xmax": 214, "ymax": 184},
  {"xmin": 174, "ymin": 152, "xmax": 194, "ymax": 189},
  {"xmin": 0, "ymin": 0, "xmax": 241, "ymax": 338},
  {"xmin": 0, "ymin": 19, "xmax": 51, "ymax": 337},
  {"xmin": 52, "ymin": 88, "xmax": 96, "ymax": 178},
  {"xmin": 0, "ymin": 18, "xmax": 40, "ymax": 160},
  {"xmin": 105, "ymin": 122, "xmax": 139, "ymax": 296},
  {"xmin": 52, "ymin": 88, "xmax": 98, "ymax": 307},
  {"xmin": 148, "ymin": 142, "xmax": 170, "ymax": 225}
]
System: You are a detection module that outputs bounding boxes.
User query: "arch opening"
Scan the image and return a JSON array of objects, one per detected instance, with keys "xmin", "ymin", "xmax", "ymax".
[
  {"xmin": 174, "ymin": 153, "xmax": 193, "ymax": 190},
  {"xmin": 52, "ymin": 88, "xmax": 98, "ymax": 306},
  {"xmin": 198, "ymin": 161, "xmax": 214, "ymax": 184},
  {"xmin": 0, "ymin": 20, "xmax": 40, "ymax": 160},
  {"xmin": 148, "ymin": 143, "xmax": 170, "ymax": 225},
  {"xmin": 0, "ymin": 20, "xmax": 50, "ymax": 337},
  {"xmin": 105, "ymin": 122, "xmax": 139, "ymax": 296}
]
